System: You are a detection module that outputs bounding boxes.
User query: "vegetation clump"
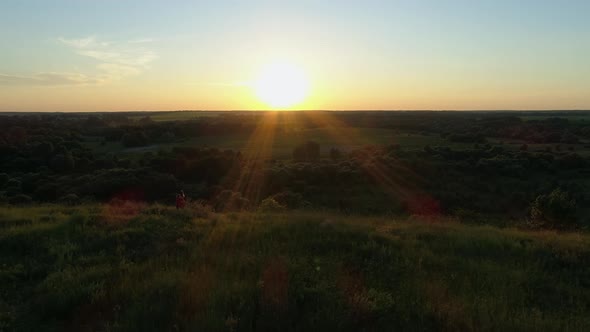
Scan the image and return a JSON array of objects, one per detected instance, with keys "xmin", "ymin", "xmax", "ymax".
[
  {"xmin": 529, "ymin": 188, "xmax": 578, "ymax": 229},
  {"xmin": 258, "ymin": 197, "xmax": 286, "ymax": 212}
]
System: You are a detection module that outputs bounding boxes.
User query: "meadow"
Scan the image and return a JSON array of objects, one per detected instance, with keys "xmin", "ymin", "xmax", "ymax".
[
  {"xmin": 126, "ymin": 111, "xmax": 226, "ymax": 122},
  {"xmin": 79, "ymin": 111, "xmax": 590, "ymax": 160},
  {"xmin": 1, "ymin": 203, "xmax": 589, "ymax": 331},
  {"xmin": 87, "ymin": 128, "xmax": 476, "ymax": 160}
]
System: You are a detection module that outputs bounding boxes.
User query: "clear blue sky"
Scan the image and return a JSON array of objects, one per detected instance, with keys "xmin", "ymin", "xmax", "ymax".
[{"xmin": 1, "ymin": 0, "xmax": 589, "ymax": 111}]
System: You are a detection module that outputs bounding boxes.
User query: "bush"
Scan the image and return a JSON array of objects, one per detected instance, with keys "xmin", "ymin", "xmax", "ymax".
[
  {"xmin": 213, "ymin": 190, "xmax": 250, "ymax": 211},
  {"xmin": 121, "ymin": 131, "xmax": 148, "ymax": 147},
  {"xmin": 50, "ymin": 153, "xmax": 75, "ymax": 171},
  {"xmin": 329, "ymin": 147, "xmax": 342, "ymax": 160},
  {"xmin": 271, "ymin": 191, "xmax": 306, "ymax": 209},
  {"xmin": 258, "ymin": 198, "xmax": 286, "ymax": 213},
  {"xmin": 0, "ymin": 173, "xmax": 8, "ymax": 187},
  {"xmin": 293, "ymin": 141, "xmax": 320, "ymax": 161},
  {"xmin": 59, "ymin": 194, "xmax": 81, "ymax": 206},
  {"xmin": 187, "ymin": 200, "xmax": 213, "ymax": 218},
  {"xmin": 8, "ymin": 194, "xmax": 33, "ymax": 205},
  {"xmin": 529, "ymin": 188, "xmax": 577, "ymax": 229}
]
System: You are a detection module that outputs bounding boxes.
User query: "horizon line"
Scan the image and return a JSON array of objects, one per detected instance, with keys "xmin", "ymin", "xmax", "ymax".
[{"xmin": 2, "ymin": 109, "xmax": 590, "ymax": 114}]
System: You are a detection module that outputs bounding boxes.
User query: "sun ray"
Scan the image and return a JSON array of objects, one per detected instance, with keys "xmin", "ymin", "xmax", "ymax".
[
  {"xmin": 302, "ymin": 111, "xmax": 441, "ymax": 215},
  {"xmin": 230, "ymin": 111, "xmax": 278, "ymax": 206}
]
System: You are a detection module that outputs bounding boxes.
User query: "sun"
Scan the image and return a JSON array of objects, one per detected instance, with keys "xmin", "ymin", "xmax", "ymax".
[{"xmin": 253, "ymin": 62, "xmax": 309, "ymax": 109}]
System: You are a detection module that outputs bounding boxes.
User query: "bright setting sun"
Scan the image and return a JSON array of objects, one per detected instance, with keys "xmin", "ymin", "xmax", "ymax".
[{"xmin": 253, "ymin": 62, "xmax": 309, "ymax": 109}]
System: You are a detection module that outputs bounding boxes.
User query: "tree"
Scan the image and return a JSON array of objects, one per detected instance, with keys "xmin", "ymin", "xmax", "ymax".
[
  {"xmin": 213, "ymin": 190, "xmax": 249, "ymax": 211},
  {"xmin": 293, "ymin": 141, "xmax": 320, "ymax": 161},
  {"xmin": 59, "ymin": 193, "xmax": 81, "ymax": 205},
  {"xmin": 561, "ymin": 131, "xmax": 579, "ymax": 144},
  {"xmin": 529, "ymin": 188, "xmax": 577, "ymax": 229},
  {"xmin": 122, "ymin": 131, "xmax": 148, "ymax": 147},
  {"xmin": 329, "ymin": 147, "xmax": 342, "ymax": 160},
  {"xmin": 0, "ymin": 173, "xmax": 8, "ymax": 187},
  {"xmin": 8, "ymin": 194, "xmax": 32, "ymax": 205},
  {"xmin": 33, "ymin": 142, "xmax": 54, "ymax": 158},
  {"xmin": 272, "ymin": 191, "xmax": 306, "ymax": 209},
  {"xmin": 50, "ymin": 152, "xmax": 75, "ymax": 172},
  {"xmin": 258, "ymin": 197, "xmax": 285, "ymax": 212}
]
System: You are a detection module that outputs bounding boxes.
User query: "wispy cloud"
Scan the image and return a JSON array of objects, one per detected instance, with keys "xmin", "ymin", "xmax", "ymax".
[
  {"xmin": 96, "ymin": 63, "xmax": 141, "ymax": 82},
  {"xmin": 0, "ymin": 36, "xmax": 157, "ymax": 87},
  {"xmin": 57, "ymin": 36, "xmax": 109, "ymax": 49},
  {"xmin": 0, "ymin": 72, "xmax": 100, "ymax": 86},
  {"xmin": 202, "ymin": 81, "xmax": 251, "ymax": 87},
  {"xmin": 58, "ymin": 35, "xmax": 157, "ymax": 78}
]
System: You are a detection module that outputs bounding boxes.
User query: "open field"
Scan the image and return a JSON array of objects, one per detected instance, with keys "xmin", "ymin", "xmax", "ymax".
[
  {"xmin": 88, "ymin": 134, "xmax": 590, "ymax": 160},
  {"xmin": 126, "ymin": 111, "xmax": 227, "ymax": 122},
  {"xmin": 85, "ymin": 128, "xmax": 502, "ymax": 159},
  {"xmin": 1, "ymin": 204, "xmax": 589, "ymax": 331},
  {"xmin": 119, "ymin": 110, "xmax": 590, "ymax": 124},
  {"xmin": 9, "ymin": 110, "xmax": 590, "ymax": 159}
]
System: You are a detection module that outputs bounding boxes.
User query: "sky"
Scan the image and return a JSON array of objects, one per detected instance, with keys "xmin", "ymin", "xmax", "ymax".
[{"xmin": 0, "ymin": 0, "xmax": 589, "ymax": 112}]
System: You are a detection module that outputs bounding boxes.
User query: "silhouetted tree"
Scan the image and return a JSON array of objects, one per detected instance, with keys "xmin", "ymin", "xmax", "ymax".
[
  {"xmin": 329, "ymin": 147, "xmax": 342, "ymax": 160},
  {"xmin": 529, "ymin": 188, "xmax": 577, "ymax": 229},
  {"xmin": 293, "ymin": 141, "xmax": 320, "ymax": 161}
]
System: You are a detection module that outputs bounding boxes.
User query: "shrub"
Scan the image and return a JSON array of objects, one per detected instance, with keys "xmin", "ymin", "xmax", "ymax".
[
  {"xmin": 0, "ymin": 173, "xmax": 8, "ymax": 187},
  {"xmin": 187, "ymin": 200, "xmax": 213, "ymax": 218},
  {"xmin": 8, "ymin": 194, "xmax": 33, "ymax": 205},
  {"xmin": 59, "ymin": 194, "xmax": 81, "ymax": 206},
  {"xmin": 329, "ymin": 147, "xmax": 342, "ymax": 160},
  {"xmin": 271, "ymin": 191, "xmax": 306, "ymax": 209},
  {"xmin": 142, "ymin": 204, "xmax": 167, "ymax": 216},
  {"xmin": 213, "ymin": 190, "xmax": 250, "ymax": 211},
  {"xmin": 529, "ymin": 188, "xmax": 577, "ymax": 229},
  {"xmin": 6, "ymin": 178, "xmax": 21, "ymax": 190},
  {"xmin": 258, "ymin": 198, "xmax": 286, "ymax": 213},
  {"xmin": 293, "ymin": 141, "xmax": 320, "ymax": 161},
  {"xmin": 121, "ymin": 131, "xmax": 148, "ymax": 147},
  {"xmin": 50, "ymin": 152, "xmax": 75, "ymax": 171}
]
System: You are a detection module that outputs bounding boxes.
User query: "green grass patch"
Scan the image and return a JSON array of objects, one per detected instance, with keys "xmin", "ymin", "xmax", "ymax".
[{"xmin": 1, "ymin": 205, "xmax": 589, "ymax": 331}]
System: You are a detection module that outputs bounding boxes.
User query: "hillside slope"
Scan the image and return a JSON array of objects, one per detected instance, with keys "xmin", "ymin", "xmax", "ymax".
[{"xmin": 1, "ymin": 204, "xmax": 589, "ymax": 331}]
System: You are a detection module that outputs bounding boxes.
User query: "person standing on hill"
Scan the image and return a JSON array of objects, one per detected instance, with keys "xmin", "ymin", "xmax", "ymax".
[{"xmin": 176, "ymin": 190, "xmax": 186, "ymax": 209}]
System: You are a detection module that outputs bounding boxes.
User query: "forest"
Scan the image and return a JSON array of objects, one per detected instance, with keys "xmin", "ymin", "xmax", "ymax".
[{"xmin": 1, "ymin": 111, "xmax": 589, "ymax": 229}]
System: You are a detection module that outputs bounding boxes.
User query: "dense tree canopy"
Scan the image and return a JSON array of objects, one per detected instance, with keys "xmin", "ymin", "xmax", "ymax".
[{"xmin": 1, "ymin": 111, "xmax": 589, "ymax": 228}]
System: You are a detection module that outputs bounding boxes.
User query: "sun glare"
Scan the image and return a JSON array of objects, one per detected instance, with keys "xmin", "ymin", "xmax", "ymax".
[{"xmin": 253, "ymin": 62, "xmax": 309, "ymax": 109}]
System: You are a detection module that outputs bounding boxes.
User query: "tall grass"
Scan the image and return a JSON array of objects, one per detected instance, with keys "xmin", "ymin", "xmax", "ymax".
[{"xmin": 1, "ymin": 205, "xmax": 589, "ymax": 331}]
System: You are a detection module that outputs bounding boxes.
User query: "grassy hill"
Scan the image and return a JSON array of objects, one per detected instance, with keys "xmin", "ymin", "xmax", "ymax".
[{"xmin": 1, "ymin": 204, "xmax": 589, "ymax": 331}]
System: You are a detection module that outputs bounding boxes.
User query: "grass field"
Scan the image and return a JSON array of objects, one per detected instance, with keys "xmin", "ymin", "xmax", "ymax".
[
  {"xmin": 1, "ymin": 204, "xmax": 589, "ymax": 331},
  {"xmin": 126, "ymin": 111, "xmax": 226, "ymax": 122},
  {"xmin": 126, "ymin": 110, "xmax": 590, "ymax": 123}
]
